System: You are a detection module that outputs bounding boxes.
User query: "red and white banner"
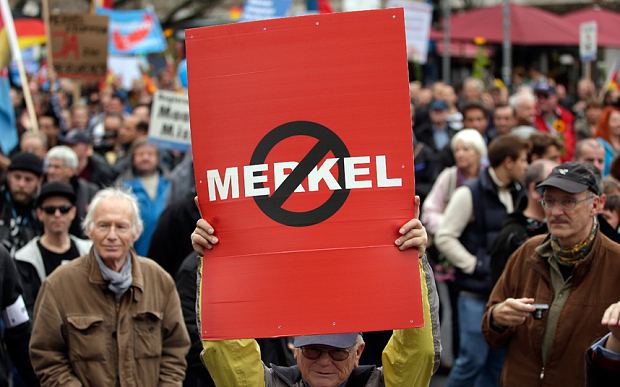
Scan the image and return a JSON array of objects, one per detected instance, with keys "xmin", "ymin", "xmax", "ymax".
[{"xmin": 187, "ymin": 9, "xmax": 422, "ymax": 340}]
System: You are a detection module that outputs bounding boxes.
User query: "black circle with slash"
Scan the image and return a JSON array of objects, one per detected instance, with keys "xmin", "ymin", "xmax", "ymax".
[{"xmin": 249, "ymin": 121, "xmax": 350, "ymax": 227}]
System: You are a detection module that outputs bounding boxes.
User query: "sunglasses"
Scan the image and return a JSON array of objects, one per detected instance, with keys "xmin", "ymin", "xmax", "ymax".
[
  {"xmin": 40, "ymin": 205, "xmax": 73, "ymax": 215},
  {"xmin": 301, "ymin": 346, "xmax": 353, "ymax": 361}
]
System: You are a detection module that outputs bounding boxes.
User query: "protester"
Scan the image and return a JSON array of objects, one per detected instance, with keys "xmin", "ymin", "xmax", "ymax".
[
  {"xmin": 528, "ymin": 132, "xmax": 562, "ymax": 164},
  {"xmin": 14, "ymin": 181, "xmax": 92, "ymax": 316},
  {"xmin": 20, "ymin": 131, "xmax": 48, "ymax": 160},
  {"xmin": 490, "ymin": 159, "xmax": 556, "ymax": 286},
  {"xmin": 509, "ymin": 90, "xmax": 536, "ymax": 130},
  {"xmin": 594, "ymin": 106, "xmax": 620, "ymax": 176},
  {"xmin": 420, "ymin": 128, "xmax": 487, "ymax": 362},
  {"xmin": 462, "ymin": 101, "xmax": 493, "ymax": 143},
  {"xmin": 29, "ymin": 187, "xmax": 190, "ymax": 386},
  {"xmin": 492, "ymin": 104, "xmax": 516, "ymax": 136},
  {"xmin": 482, "ymin": 162, "xmax": 620, "ymax": 386},
  {"xmin": 600, "ymin": 194, "xmax": 620, "ymax": 231},
  {"xmin": 533, "ymin": 81, "xmax": 576, "ymax": 162},
  {"xmin": 575, "ymin": 99, "xmax": 603, "ymax": 141},
  {"xmin": 0, "ymin": 152, "xmax": 43, "ymax": 256},
  {"xmin": 38, "ymin": 113, "xmax": 60, "ymax": 149},
  {"xmin": 422, "ymin": 129, "xmax": 487, "ymax": 236},
  {"xmin": 435, "ymin": 134, "xmax": 530, "ymax": 387},
  {"xmin": 574, "ymin": 139, "xmax": 606, "ymax": 175},
  {"xmin": 70, "ymin": 104, "xmax": 89, "ymax": 131},
  {"xmin": 60, "ymin": 129, "xmax": 116, "ymax": 187},
  {"xmin": 414, "ymin": 99, "xmax": 455, "ymax": 203},
  {"xmin": 45, "ymin": 145, "xmax": 99, "ymax": 239},
  {"xmin": 115, "ymin": 137, "xmax": 170, "ymax": 256},
  {"xmin": 190, "ymin": 196, "xmax": 440, "ymax": 387},
  {"xmin": 0, "ymin": 244, "xmax": 39, "ymax": 387}
]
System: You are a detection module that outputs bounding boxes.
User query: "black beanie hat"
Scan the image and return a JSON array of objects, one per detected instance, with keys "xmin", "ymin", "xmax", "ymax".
[{"xmin": 8, "ymin": 152, "xmax": 43, "ymax": 177}]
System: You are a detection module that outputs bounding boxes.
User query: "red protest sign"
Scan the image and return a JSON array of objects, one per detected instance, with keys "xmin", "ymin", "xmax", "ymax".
[{"xmin": 187, "ymin": 8, "xmax": 422, "ymax": 341}]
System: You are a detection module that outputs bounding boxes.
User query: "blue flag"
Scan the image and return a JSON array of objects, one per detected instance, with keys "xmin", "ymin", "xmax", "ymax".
[
  {"xmin": 239, "ymin": 0, "xmax": 293, "ymax": 22},
  {"xmin": 0, "ymin": 73, "xmax": 17, "ymax": 155},
  {"xmin": 96, "ymin": 7, "xmax": 166, "ymax": 56}
]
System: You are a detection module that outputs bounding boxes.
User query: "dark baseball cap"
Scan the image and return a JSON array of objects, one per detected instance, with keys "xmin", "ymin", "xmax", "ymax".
[
  {"xmin": 293, "ymin": 333, "xmax": 359, "ymax": 349},
  {"xmin": 36, "ymin": 181, "xmax": 76, "ymax": 207},
  {"xmin": 8, "ymin": 152, "xmax": 43, "ymax": 177},
  {"xmin": 536, "ymin": 162, "xmax": 601, "ymax": 196},
  {"xmin": 59, "ymin": 129, "xmax": 92, "ymax": 145},
  {"xmin": 534, "ymin": 82, "xmax": 556, "ymax": 95},
  {"xmin": 428, "ymin": 100, "xmax": 449, "ymax": 111}
]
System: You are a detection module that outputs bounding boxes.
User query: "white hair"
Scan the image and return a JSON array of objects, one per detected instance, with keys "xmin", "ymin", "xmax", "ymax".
[
  {"xmin": 46, "ymin": 145, "xmax": 78, "ymax": 169},
  {"xmin": 450, "ymin": 128, "xmax": 488, "ymax": 159},
  {"xmin": 509, "ymin": 91, "xmax": 536, "ymax": 112},
  {"xmin": 82, "ymin": 187, "xmax": 144, "ymax": 238}
]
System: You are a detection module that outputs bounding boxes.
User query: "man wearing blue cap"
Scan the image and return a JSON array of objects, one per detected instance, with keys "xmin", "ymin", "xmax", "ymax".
[
  {"xmin": 191, "ymin": 197, "xmax": 439, "ymax": 387},
  {"xmin": 533, "ymin": 81, "xmax": 576, "ymax": 163},
  {"xmin": 414, "ymin": 99, "xmax": 455, "ymax": 203}
]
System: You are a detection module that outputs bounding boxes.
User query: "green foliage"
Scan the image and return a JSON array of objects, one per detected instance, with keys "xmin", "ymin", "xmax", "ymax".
[{"xmin": 472, "ymin": 45, "xmax": 489, "ymax": 79}]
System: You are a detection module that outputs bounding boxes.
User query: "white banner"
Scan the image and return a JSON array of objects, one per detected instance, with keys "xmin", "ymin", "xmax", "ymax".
[
  {"xmin": 387, "ymin": 0, "xmax": 432, "ymax": 64},
  {"xmin": 580, "ymin": 21, "xmax": 597, "ymax": 62},
  {"xmin": 148, "ymin": 90, "xmax": 191, "ymax": 152}
]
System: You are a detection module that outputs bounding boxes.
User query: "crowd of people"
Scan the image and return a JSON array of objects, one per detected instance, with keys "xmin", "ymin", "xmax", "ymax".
[
  {"xmin": 414, "ymin": 75, "xmax": 620, "ymax": 386},
  {"xmin": 0, "ymin": 65, "xmax": 620, "ymax": 386}
]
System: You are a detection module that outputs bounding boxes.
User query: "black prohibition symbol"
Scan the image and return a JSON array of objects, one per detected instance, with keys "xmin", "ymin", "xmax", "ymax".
[{"xmin": 249, "ymin": 121, "xmax": 350, "ymax": 227}]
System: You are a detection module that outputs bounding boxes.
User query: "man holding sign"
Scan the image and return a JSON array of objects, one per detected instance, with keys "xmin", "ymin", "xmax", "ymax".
[{"xmin": 191, "ymin": 196, "xmax": 439, "ymax": 387}]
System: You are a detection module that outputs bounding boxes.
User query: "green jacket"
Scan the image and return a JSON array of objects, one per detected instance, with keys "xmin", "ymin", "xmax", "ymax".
[{"xmin": 200, "ymin": 254, "xmax": 441, "ymax": 387}]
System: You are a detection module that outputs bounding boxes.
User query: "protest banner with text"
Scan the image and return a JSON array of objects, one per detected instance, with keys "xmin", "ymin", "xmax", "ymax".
[
  {"xmin": 188, "ymin": 9, "xmax": 421, "ymax": 340},
  {"xmin": 148, "ymin": 90, "xmax": 191, "ymax": 152},
  {"xmin": 50, "ymin": 14, "xmax": 108, "ymax": 80}
]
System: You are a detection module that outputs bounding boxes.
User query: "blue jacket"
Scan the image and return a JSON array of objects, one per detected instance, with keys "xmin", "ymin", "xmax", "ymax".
[{"xmin": 116, "ymin": 168, "xmax": 170, "ymax": 256}]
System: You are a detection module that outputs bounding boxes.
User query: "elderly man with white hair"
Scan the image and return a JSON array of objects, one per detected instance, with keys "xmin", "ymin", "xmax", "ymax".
[
  {"xmin": 45, "ymin": 145, "xmax": 99, "ymax": 238},
  {"xmin": 29, "ymin": 187, "xmax": 190, "ymax": 386}
]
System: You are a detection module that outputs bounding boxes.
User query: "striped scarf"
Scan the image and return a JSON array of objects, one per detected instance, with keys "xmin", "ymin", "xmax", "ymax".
[{"xmin": 550, "ymin": 216, "xmax": 598, "ymax": 267}]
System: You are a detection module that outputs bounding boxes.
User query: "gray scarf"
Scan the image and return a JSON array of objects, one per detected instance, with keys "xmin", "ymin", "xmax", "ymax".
[{"xmin": 94, "ymin": 250, "xmax": 133, "ymax": 303}]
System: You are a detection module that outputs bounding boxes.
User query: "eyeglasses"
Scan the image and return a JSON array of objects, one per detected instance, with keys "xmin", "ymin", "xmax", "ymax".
[
  {"xmin": 301, "ymin": 346, "xmax": 353, "ymax": 361},
  {"xmin": 41, "ymin": 205, "xmax": 74, "ymax": 215},
  {"xmin": 539, "ymin": 196, "xmax": 594, "ymax": 210}
]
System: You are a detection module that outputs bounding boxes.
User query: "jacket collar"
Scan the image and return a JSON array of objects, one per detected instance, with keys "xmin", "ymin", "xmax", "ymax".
[
  {"xmin": 87, "ymin": 247, "xmax": 144, "ymax": 295},
  {"xmin": 529, "ymin": 228, "xmax": 603, "ymax": 286},
  {"xmin": 271, "ymin": 364, "xmax": 376, "ymax": 387}
]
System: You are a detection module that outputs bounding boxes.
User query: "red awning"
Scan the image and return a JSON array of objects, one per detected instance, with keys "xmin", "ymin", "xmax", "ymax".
[
  {"xmin": 562, "ymin": 6, "xmax": 620, "ymax": 48},
  {"xmin": 433, "ymin": 4, "xmax": 580, "ymax": 46}
]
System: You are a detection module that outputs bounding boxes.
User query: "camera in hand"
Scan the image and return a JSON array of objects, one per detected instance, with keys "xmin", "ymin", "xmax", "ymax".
[{"xmin": 531, "ymin": 303, "xmax": 549, "ymax": 319}]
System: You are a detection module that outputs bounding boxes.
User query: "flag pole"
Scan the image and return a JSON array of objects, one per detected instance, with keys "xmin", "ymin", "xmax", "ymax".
[
  {"xmin": 599, "ymin": 59, "xmax": 618, "ymax": 102},
  {"xmin": 42, "ymin": 0, "xmax": 56, "ymax": 93},
  {"xmin": 0, "ymin": 0, "xmax": 38, "ymax": 132}
]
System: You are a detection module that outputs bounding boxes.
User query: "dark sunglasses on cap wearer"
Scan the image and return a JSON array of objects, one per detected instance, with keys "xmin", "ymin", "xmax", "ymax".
[
  {"xmin": 40, "ymin": 205, "xmax": 74, "ymax": 215},
  {"xmin": 300, "ymin": 346, "xmax": 354, "ymax": 361}
]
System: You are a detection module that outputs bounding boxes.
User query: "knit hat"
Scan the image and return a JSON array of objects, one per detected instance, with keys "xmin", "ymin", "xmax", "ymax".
[{"xmin": 8, "ymin": 152, "xmax": 43, "ymax": 177}]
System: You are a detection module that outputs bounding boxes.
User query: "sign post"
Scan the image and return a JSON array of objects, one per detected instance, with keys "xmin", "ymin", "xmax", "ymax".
[
  {"xmin": 187, "ymin": 9, "xmax": 423, "ymax": 341},
  {"xmin": 580, "ymin": 21, "xmax": 597, "ymax": 80}
]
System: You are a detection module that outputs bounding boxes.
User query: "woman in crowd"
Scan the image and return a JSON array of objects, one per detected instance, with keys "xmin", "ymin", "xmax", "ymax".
[
  {"xmin": 594, "ymin": 105, "xmax": 620, "ymax": 176},
  {"xmin": 421, "ymin": 129, "xmax": 487, "ymax": 234}
]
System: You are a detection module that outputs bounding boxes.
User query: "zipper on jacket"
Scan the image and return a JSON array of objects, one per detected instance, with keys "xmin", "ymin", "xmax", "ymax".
[{"xmin": 539, "ymin": 367, "xmax": 545, "ymax": 382}]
